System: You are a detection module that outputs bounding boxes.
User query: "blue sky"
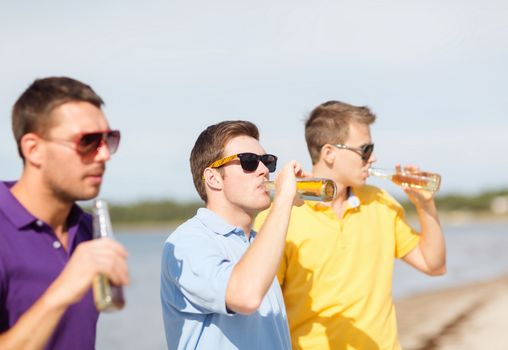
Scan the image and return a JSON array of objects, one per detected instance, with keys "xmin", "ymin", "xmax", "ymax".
[{"xmin": 1, "ymin": 0, "xmax": 507, "ymax": 202}]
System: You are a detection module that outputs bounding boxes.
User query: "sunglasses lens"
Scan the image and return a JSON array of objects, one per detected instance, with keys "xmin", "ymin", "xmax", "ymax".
[
  {"xmin": 77, "ymin": 130, "xmax": 121, "ymax": 156},
  {"xmin": 237, "ymin": 153, "xmax": 278, "ymax": 172},
  {"xmin": 261, "ymin": 155, "xmax": 277, "ymax": 172},
  {"xmin": 362, "ymin": 144, "xmax": 374, "ymax": 161},
  {"xmin": 238, "ymin": 153, "xmax": 260, "ymax": 171},
  {"xmin": 106, "ymin": 130, "xmax": 121, "ymax": 154},
  {"xmin": 78, "ymin": 133, "xmax": 103, "ymax": 155}
]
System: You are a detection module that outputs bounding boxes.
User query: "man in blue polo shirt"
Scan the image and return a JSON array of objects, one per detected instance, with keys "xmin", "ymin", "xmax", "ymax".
[
  {"xmin": 0, "ymin": 77, "xmax": 130, "ymax": 350},
  {"xmin": 161, "ymin": 120, "xmax": 308, "ymax": 349}
]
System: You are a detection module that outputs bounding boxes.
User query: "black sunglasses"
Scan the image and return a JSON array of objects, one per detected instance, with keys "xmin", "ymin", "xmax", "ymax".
[
  {"xmin": 331, "ymin": 143, "xmax": 374, "ymax": 161},
  {"xmin": 208, "ymin": 152, "xmax": 278, "ymax": 172}
]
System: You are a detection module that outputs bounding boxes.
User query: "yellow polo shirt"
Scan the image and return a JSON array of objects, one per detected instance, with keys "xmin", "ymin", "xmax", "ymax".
[{"xmin": 254, "ymin": 185, "xmax": 420, "ymax": 350}]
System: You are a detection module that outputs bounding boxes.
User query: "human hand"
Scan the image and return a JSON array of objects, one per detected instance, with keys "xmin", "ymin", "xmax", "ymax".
[
  {"xmin": 396, "ymin": 164, "xmax": 435, "ymax": 207},
  {"xmin": 273, "ymin": 161, "xmax": 311, "ymax": 206},
  {"xmin": 45, "ymin": 238, "xmax": 129, "ymax": 308}
]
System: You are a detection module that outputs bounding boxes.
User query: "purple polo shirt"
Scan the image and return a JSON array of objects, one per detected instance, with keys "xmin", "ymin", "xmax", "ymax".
[{"xmin": 0, "ymin": 181, "xmax": 99, "ymax": 349}]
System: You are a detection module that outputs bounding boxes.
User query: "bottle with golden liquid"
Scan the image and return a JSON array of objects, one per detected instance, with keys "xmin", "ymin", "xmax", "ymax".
[
  {"xmin": 264, "ymin": 178, "xmax": 337, "ymax": 201},
  {"xmin": 92, "ymin": 199, "xmax": 125, "ymax": 312},
  {"xmin": 368, "ymin": 167, "xmax": 441, "ymax": 193}
]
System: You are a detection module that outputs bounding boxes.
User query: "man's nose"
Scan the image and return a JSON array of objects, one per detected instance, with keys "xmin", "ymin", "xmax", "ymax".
[
  {"xmin": 257, "ymin": 160, "xmax": 269, "ymax": 176},
  {"xmin": 95, "ymin": 140, "xmax": 111, "ymax": 161}
]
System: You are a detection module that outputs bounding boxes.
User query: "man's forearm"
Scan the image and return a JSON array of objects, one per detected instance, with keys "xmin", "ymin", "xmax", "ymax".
[
  {"xmin": 0, "ymin": 285, "xmax": 69, "ymax": 350},
  {"xmin": 226, "ymin": 196, "xmax": 293, "ymax": 314},
  {"xmin": 416, "ymin": 201, "xmax": 446, "ymax": 273}
]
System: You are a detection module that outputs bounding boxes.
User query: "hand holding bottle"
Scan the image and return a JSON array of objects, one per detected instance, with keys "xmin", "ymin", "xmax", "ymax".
[
  {"xmin": 369, "ymin": 165, "xmax": 441, "ymax": 192},
  {"xmin": 397, "ymin": 164, "xmax": 439, "ymax": 206},
  {"xmin": 43, "ymin": 238, "xmax": 129, "ymax": 309},
  {"xmin": 270, "ymin": 161, "xmax": 311, "ymax": 206},
  {"xmin": 369, "ymin": 164, "xmax": 441, "ymax": 203},
  {"xmin": 265, "ymin": 178, "xmax": 336, "ymax": 202},
  {"xmin": 369, "ymin": 164, "xmax": 441, "ymax": 210},
  {"xmin": 92, "ymin": 199, "xmax": 127, "ymax": 311}
]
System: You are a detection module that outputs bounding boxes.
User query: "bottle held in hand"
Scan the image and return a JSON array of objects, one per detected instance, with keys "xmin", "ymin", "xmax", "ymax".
[
  {"xmin": 92, "ymin": 199, "xmax": 125, "ymax": 312},
  {"xmin": 265, "ymin": 178, "xmax": 337, "ymax": 201},
  {"xmin": 368, "ymin": 167, "xmax": 441, "ymax": 193}
]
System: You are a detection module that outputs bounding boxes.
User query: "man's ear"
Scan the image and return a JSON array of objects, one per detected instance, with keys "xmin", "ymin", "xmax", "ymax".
[
  {"xmin": 203, "ymin": 167, "xmax": 223, "ymax": 191},
  {"xmin": 320, "ymin": 144, "xmax": 336, "ymax": 167},
  {"xmin": 20, "ymin": 133, "xmax": 44, "ymax": 167}
]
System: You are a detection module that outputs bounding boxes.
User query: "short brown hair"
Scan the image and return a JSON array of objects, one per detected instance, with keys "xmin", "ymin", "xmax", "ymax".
[
  {"xmin": 305, "ymin": 100, "xmax": 376, "ymax": 164},
  {"xmin": 12, "ymin": 76, "xmax": 104, "ymax": 160},
  {"xmin": 190, "ymin": 120, "xmax": 259, "ymax": 202}
]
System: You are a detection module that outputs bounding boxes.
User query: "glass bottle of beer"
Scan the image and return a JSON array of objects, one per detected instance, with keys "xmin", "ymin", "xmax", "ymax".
[
  {"xmin": 264, "ymin": 178, "xmax": 337, "ymax": 201},
  {"xmin": 92, "ymin": 199, "xmax": 125, "ymax": 312},
  {"xmin": 368, "ymin": 167, "xmax": 441, "ymax": 193}
]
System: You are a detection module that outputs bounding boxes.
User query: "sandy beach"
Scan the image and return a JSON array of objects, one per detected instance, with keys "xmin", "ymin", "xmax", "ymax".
[{"xmin": 396, "ymin": 274, "xmax": 508, "ymax": 350}]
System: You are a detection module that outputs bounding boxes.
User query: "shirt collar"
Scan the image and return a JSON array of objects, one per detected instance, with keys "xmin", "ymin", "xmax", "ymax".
[
  {"xmin": 0, "ymin": 181, "xmax": 36, "ymax": 229},
  {"xmin": 346, "ymin": 187, "xmax": 361, "ymax": 208},
  {"xmin": 0, "ymin": 180, "xmax": 86, "ymax": 231},
  {"xmin": 195, "ymin": 207, "xmax": 253, "ymax": 237}
]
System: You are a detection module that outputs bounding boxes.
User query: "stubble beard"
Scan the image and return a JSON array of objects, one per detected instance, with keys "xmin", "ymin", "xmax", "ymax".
[{"xmin": 50, "ymin": 179, "xmax": 101, "ymax": 204}]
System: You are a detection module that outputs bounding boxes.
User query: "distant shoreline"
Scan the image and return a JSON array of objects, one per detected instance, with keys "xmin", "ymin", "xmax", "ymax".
[
  {"xmin": 112, "ymin": 212, "xmax": 508, "ymax": 233},
  {"xmin": 114, "ymin": 221, "xmax": 179, "ymax": 233},
  {"xmin": 407, "ymin": 211, "xmax": 508, "ymax": 227}
]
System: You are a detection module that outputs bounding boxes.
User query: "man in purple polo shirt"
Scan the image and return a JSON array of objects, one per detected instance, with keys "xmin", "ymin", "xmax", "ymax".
[{"xmin": 0, "ymin": 77, "xmax": 130, "ymax": 350}]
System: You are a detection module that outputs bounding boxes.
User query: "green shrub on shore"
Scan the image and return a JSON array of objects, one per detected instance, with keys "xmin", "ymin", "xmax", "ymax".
[
  {"xmin": 83, "ymin": 200, "xmax": 202, "ymax": 226},
  {"xmin": 401, "ymin": 188, "xmax": 508, "ymax": 214},
  {"xmin": 85, "ymin": 188, "xmax": 508, "ymax": 226}
]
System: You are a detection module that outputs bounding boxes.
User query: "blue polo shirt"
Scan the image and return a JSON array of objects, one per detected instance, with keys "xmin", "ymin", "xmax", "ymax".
[
  {"xmin": 0, "ymin": 181, "xmax": 99, "ymax": 349},
  {"xmin": 161, "ymin": 208, "xmax": 291, "ymax": 350}
]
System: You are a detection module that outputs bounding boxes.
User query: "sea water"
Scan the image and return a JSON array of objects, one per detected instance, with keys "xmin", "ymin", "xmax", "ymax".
[
  {"xmin": 96, "ymin": 222, "xmax": 508, "ymax": 349},
  {"xmin": 393, "ymin": 221, "xmax": 508, "ymax": 298}
]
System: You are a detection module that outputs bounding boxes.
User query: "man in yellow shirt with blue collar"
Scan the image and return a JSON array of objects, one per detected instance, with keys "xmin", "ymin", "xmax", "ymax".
[{"xmin": 254, "ymin": 100, "xmax": 446, "ymax": 349}]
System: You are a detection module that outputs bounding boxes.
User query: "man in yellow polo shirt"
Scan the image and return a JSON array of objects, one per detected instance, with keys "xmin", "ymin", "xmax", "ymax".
[{"xmin": 254, "ymin": 100, "xmax": 446, "ymax": 350}]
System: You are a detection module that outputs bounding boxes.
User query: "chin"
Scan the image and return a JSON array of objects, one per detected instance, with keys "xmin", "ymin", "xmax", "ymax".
[
  {"xmin": 259, "ymin": 200, "xmax": 271, "ymax": 211},
  {"xmin": 250, "ymin": 196, "xmax": 271, "ymax": 213},
  {"xmin": 75, "ymin": 188, "xmax": 101, "ymax": 202}
]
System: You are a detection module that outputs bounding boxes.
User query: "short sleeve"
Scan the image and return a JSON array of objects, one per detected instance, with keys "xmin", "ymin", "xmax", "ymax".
[
  {"xmin": 393, "ymin": 205, "xmax": 420, "ymax": 259},
  {"xmin": 161, "ymin": 230, "xmax": 235, "ymax": 315}
]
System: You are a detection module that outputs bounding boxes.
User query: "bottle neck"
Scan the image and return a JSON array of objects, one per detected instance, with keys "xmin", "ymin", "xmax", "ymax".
[
  {"xmin": 93, "ymin": 199, "xmax": 114, "ymax": 238},
  {"xmin": 263, "ymin": 180, "xmax": 276, "ymax": 192},
  {"xmin": 368, "ymin": 167, "xmax": 393, "ymax": 179}
]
